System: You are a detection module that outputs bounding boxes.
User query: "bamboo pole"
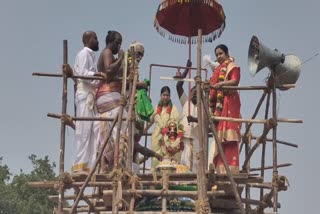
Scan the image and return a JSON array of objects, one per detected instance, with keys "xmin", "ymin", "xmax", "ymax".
[
  {"xmin": 33, "ymin": 72, "xmax": 128, "ymax": 81},
  {"xmin": 111, "ymin": 51, "xmax": 129, "ymax": 214},
  {"xmin": 260, "ymin": 92, "xmax": 270, "ymax": 200},
  {"xmin": 125, "ymin": 47, "xmax": 138, "ymax": 212},
  {"xmin": 103, "ymin": 189, "xmax": 225, "ymax": 197},
  {"xmin": 112, "ymin": 180, "xmax": 117, "ymax": 214},
  {"xmin": 245, "ymin": 126, "xmax": 252, "ymax": 213},
  {"xmin": 242, "ymin": 119, "xmax": 275, "ymax": 171},
  {"xmin": 33, "ymin": 72, "xmax": 103, "ymax": 80},
  {"xmin": 271, "ymin": 73, "xmax": 279, "ymax": 213},
  {"xmin": 149, "ymin": 64, "xmax": 208, "ymax": 73},
  {"xmin": 203, "ymin": 81, "xmax": 210, "ymax": 170},
  {"xmin": 49, "ymin": 194, "xmax": 100, "ymax": 201},
  {"xmin": 113, "ymin": 52, "xmax": 128, "ymax": 169},
  {"xmin": 139, "ymin": 180, "xmax": 198, "ymax": 186},
  {"xmin": 69, "ymin": 117, "xmax": 118, "ymax": 214},
  {"xmin": 249, "ymin": 135, "xmax": 298, "ymax": 148},
  {"xmin": 47, "ymin": 113, "xmax": 126, "ymax": 121},
  {"xmin": 31, "ymin": 176, "xmax": 269, "ymax": 189},
  {"xmin": 200, "ymin": 85, "xmax": 245, "ymax": 214},
  {"xmin": 251, "ymin": 163, "xmax": 292, "ymax": 172},
  {"xmin": 240, "ymin": 91, "xmax": 267, "ymax": 153},
  {"xmin": 57, "ymin": 40, "xmax": 68, "ymax": 214},
  {"xmin": 161, "ymin": 170, "xmax": 169, "ymax": 213},
  {"xmin": 244, "ymin": 91, "xmax": 267, "ymax": 134},
  {"xmin": 29, "ymin": 181, "xmax": 112, "ymax": 188},
  {"xmin": 195, "ymin": 29, "xmax": 209, "ymax": 214},
  {"xmin": 210, "ymin": 84, "xmax": 295, "ymax": 90},
  {"xmin": 118, "ymin": 51, "xmax": 130, "ymax": 168},
  {"xmin": 124, "ymin": 47, "xmax": 138, "ymax": 170},
  {"xmin": 128, "ymin": 178, "xmax": 136, "ymax": 212},
  {"xmin": 212, "ymin": 116, "xmax": 302, "ymax": 124},
  {"xmin": 64, "ymin": 207, "xmax": 109, "ymax": 212}
]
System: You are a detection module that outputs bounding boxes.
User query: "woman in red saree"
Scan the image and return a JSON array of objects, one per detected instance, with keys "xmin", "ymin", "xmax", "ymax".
[{"xmin": 209, "ymin": 44, "xmax": 241, "ymax": 174}]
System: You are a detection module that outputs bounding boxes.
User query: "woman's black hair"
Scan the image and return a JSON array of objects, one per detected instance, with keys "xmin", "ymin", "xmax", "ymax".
[
  {"xmin": 160, "ymin": 86, "xmax": 171, "ymax": 95},
  {"xmin": 215, "ymin": 44, "xmax": 229, "ymax": 55}
]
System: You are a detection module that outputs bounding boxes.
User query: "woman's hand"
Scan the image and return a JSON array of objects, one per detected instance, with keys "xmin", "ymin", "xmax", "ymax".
[{"xmin": 213, "ymin": 82, "xmax": 224, "ymax": 88}]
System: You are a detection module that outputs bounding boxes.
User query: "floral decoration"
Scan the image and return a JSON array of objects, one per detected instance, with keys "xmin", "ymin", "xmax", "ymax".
[{"xmin": 160, "ymin": 120, "xmax": 184, "ymax": 156}]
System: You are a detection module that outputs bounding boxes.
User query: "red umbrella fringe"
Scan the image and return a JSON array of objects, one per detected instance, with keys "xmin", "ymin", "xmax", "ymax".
[
  {"xmin": 158, "ymin": 0, "xmax": 222, "ymax": 12},
  {"xmin": 154, "ymin": 19, "xmax": 225, "ymax": 44}
]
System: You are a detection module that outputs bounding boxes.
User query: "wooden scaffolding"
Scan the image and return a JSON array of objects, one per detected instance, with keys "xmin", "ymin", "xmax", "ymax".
[{"xmin": 30, "ymin": 30, "xmax": 301, "ymax": 214}]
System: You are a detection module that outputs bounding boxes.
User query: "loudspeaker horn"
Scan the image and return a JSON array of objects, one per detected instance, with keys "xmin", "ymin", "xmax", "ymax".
[
  {"xmin": 248, "ymin": 35, "xmax": 285, "ymax": 76},
  {"xmin": 274, "ymin": 54, "xmax": 301, "ymax": 89}
]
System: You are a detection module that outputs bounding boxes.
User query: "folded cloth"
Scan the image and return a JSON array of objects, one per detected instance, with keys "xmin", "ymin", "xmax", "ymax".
[{"xmin": 136, "ymin": 88, "xmax": 154, "ymax": 122}]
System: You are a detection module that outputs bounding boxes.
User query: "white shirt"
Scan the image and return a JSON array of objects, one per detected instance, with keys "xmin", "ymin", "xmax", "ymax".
[
  {"xmin": 74, "ymin": 47, "xmax": 99, "ymax": 91},
  {"xmin": 179, "ymin": 92, "xmax": 198, "ymax": 139}
]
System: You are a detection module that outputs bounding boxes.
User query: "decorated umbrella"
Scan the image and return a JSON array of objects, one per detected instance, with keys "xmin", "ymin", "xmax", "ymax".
[
  {"xmin": 153, "ymin": 0, "xmax": 226, "ymax": 109},
  {"xmin": 154, "ymin": 0, "xmax": 226, "ymax": 48}
]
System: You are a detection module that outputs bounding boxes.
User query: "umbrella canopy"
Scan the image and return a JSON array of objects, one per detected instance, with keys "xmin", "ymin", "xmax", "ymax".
[{"xmin": 154, "ymin": 0, "xmax": 226, "ymax": 44}]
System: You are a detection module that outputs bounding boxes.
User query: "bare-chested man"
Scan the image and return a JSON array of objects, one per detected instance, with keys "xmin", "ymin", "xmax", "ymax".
[{"xmin": 95, "ymin": 31, "xmax": 126, "ymax": 171}]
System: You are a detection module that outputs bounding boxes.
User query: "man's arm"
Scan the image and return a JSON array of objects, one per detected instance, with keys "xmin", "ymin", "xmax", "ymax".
[
  {"xmin": 101, "ymin": 49, "xmax": 124, "ymax": 75},
  {"xmin": 134, "ymin": 142, "xmax": 162, "ymax": 161},
  {"xmin": 176, "ymin": 60, "xmax": 192, "ymax": 98}
]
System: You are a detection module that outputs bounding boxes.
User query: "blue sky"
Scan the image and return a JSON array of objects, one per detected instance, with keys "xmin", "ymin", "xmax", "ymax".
[{"xmin": 0, "ymin": 0, "xmax": 319, "ymax": 213}]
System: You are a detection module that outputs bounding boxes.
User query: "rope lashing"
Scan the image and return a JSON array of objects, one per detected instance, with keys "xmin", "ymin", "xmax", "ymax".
[
  {"xmin": 119, "ymin": 95, "xmax": 127, "ymax": 107},
  {"xmin": 195, "ymin": 198, "xmax": 211, "ymax": 214}
]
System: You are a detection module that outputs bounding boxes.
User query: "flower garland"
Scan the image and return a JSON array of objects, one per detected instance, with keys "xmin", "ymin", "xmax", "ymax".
[
  {"xmin": 160, "ymin": 121, "xmax": 184, "ymax": 156},
  {"xmin": 156, "ymin": 100, "xmax": 173, "ymax": 115},
  {"xmin": 209, "ymin": 58, "xmax": 233, "ymax": 117}
]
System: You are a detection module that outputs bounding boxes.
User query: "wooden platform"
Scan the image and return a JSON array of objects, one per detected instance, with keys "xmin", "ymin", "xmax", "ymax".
[{"xmin": 27, "ymin": 171, "xmax": 284, "ymax": 213}]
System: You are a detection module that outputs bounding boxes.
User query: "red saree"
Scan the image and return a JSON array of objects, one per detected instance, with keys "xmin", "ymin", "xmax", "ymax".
[{"xmin": 210, "ymin": 60, "xmax": 241, "ymax": 174}]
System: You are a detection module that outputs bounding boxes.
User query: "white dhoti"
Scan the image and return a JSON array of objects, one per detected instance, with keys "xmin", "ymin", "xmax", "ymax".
[
  {"xmin": 180, "ymin": 137, "xmax": 199, "ymax": 173},
  {"xmin": 72, "ymin": 91, "xmax": 100, "ymax": 172},
  {"xmin": 208, "ymin": 139, "xmax": 218, "ymax": 170},
  {"xmin": 97, "ymin": 92, "xmax": 127, "ymax": 169}
]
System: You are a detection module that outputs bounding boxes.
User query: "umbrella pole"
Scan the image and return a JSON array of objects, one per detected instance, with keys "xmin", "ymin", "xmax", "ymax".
[
  {"xmin": 195, "ymin": 29, "xmax": 210, "ymax": 214},
  {"xmin": 188, "ymin": 36, "xmax": 191, "ymax": 117}
]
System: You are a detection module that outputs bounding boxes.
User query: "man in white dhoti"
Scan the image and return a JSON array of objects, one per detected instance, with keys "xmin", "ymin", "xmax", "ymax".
[
  {"xmin": 70, "ymin": 31, "xmax": 105, "ymax": 175},
  {"xmin": 176, "ymin": 60, "xmax": 199, "ymax": 172},
  {"xmin": 95, "ymin": 31, "xmax": 127, "ymax": 172}
]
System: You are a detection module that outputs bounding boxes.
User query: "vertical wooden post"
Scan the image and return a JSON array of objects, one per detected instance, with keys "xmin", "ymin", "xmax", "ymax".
[
  {"xmin": 114, "ymin": 50, "xmax": 129, "ymax": 168},
  {"xmin": 126, "ymin": 46, "xmax": 136, "ymax": 171},
  {"xmin": 112, "ymin": 180, "xmax": 118, "ymax": 214},
  {"xmin": 203, "ymin": 82, "xmax": 210, "ymax": 170},
  {"xmin": 57, "ymin": 40, "xmax": 68, "ymax": 214},
  {"xmin": 195, "ymin": 29, "xmax": 209, "ymax": 214},
  {"xmin": 112, "ymin": 51, "xmax": 128, "ymax": 214},
  {"xmin": 129, "ymin": 178, "xmax": 136, "ymax": 212},
  {"xmin": 188, "ymin": 36, "xmax": 192, "ymax": 117},
  {"xmin": 161, "ymin": 170, "xmax": 169, "ymax": 213},
  {"xmin": 260, "ymin": 92, "xmax": 271, "ymax": 200},
  {"xmin": 245, "ymin": 127, "xmax": 251, "ymax": 213},
  {"xmin": 271, "ymin": 72, "xmax": 279, "ymax": 212},
  {"xmin": 125, "ymin": 71, "xmax": 139, "ymax": 171}
]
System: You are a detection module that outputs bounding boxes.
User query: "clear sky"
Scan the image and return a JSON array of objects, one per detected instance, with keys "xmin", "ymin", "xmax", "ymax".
[{"xmin": 0, "ymin": 0, "xmax": 318, "ymax": 213}]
